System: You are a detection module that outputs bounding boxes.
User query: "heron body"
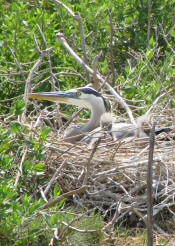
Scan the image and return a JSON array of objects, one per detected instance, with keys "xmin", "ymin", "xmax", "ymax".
[{"xmin": 28, "ymin": 87, "xmax": 145, "ymax": 143}]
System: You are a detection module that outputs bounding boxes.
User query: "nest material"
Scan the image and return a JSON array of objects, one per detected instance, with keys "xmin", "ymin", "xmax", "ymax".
[
  {"xmin": 26, "ymin": 99, "xmax": 175, "ymax": 235},
  {"xmin": 44, "ymin": 125, "xmax": 175, "ymax": 234}
]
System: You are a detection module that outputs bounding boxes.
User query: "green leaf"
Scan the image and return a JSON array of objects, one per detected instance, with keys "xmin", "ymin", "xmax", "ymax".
[
  {"xmin": 28, "ymin": 202, "xmax": 41, "ymax": 214},
  {"xmin": 58, "ymin": 198, "xmax": 66, "ymax": 209},
  {"xmin": 54, "ymin": 183, "xmax": 61, "ymax": 197},
  {"xmin": 33, "ymin": 163, "xmax": 46, "ymax": 172},
  {"xmin": 146, "ymin": 49, "xmax": 154, "ymax": 60},
  {"xmin": 171, "ymin": 29, "xmax": 175, "ymax": 38},
  {"xmin": 149, "ymin": 36, "xmax": 156, "ymax": 48},
  {"xmin": 10, "ymin": 100, "xmax": 25, "ymax": 116},
  {"xmin": 40, "ymin": 127, "xmax": 52, "ymax": 140},
  {"xmin": 21, "ymin": 194, "xmax": 30, "ymax": 208},
  {"xmin": 0, "ymin": 140, "xmax": 11, "ymax": 153},
  {"xmin": 9, "ymin": 122, "xmax": 21, "ymax": 134}
]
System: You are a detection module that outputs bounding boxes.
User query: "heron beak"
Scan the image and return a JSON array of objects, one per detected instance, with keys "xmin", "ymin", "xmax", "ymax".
[{"xmin": 28, "ymin": 91, "xmax": 78, "ymax": 103}]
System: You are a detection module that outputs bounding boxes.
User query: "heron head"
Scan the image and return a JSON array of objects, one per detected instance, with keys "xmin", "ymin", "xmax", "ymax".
[{"xmin": 28, "ymin": 87, "xmax": 110, "ymax": 112}]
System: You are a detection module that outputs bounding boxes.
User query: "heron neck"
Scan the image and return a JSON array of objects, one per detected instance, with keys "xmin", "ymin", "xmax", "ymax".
[{"xmin": 84, "ymin": 105, "xmax": 106, "ymax": 132}]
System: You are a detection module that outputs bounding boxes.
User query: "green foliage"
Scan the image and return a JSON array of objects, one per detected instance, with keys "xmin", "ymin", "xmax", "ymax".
[
  {"xmin": 10, "ymin": 99, "xmax": 25, "ymax": 116},
  {"xmin": 0, "ymin": 97, "xmax": 104, "ymax": 245},
  {"xmin": 1, "ymin": 0, "xmax": 175, "ymax": 113},
  {"xmin": 0, "ymin": 105, "xmax": 58, "ymax": 244}
]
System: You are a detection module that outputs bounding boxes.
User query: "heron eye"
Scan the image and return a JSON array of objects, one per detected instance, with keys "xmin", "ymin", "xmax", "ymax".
[{"xmin": 76, "ymin": 92, "xmax": 81, "ymax": 97}]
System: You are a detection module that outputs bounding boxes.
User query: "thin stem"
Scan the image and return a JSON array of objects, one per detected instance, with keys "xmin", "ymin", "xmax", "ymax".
[
  {"xmin": 44, "ymin": 159, "xmax": 67, "ymax": 196},
  {"xmin": 40, "ymin": 186, "xmax": 86, "ymax": 209},
  {"xmin": 147, "ymin": 122, "xmax": 155, "ymax": 246},
  {"xmin": 109, "ymin": 11, "xmax": 117, "ymax": 86},
  {"xmin": 147, "ymin": 0, "xmax": 152, "ymax": 47}
]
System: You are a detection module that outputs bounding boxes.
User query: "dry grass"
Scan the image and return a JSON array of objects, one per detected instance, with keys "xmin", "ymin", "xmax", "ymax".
[{"xmin": 103, "ymin": 233, "xmax": 175, "ymax": 246}]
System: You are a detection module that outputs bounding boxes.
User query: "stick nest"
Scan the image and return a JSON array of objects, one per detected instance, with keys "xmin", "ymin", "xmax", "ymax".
[{"xmin": 27, "ymin": 101, "xmax": 175, "ymax": 235}]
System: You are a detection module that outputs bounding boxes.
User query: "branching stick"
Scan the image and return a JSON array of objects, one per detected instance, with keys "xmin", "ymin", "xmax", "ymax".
[{"xmin": 56, "ymin": 33, "xmax": 136, "ymax": 125}]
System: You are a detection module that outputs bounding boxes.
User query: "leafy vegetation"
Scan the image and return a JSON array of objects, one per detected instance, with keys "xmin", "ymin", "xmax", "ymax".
[{"xmin": 1, "ymin": 0, "xmax": 175, "ymax": 245}]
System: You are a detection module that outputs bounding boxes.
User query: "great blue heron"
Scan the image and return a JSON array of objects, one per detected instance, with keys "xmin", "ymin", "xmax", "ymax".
[{"xmin": 28, "ymin": 87, "xmax": 158, "ymax": 143}]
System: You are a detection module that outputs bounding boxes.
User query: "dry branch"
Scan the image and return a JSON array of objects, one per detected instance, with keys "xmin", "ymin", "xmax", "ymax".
[
  {"xmin": 56, "ymin": 33, "xmax": 137, "ymax": 125},
  {"xmin": 62, "ymin": 221, "xmax": 96, "ymax": 233},
  {"xmin": 14, "ymin": 146, "xmax": 28, "ymax": 188},
  {"xmin": 44, "ymin": 159, "xmax": 67, "ymax": 196},
  {"xmin": 23, "ymin": 48, "xmax": 52, "ymax": 122},
  {"xmin": 147, "ymin": 122, "xmax": 155, "ymax": 246},
  {"xmin": 40, "ymin": 186, "xmax": 86, "ymax": 210}
]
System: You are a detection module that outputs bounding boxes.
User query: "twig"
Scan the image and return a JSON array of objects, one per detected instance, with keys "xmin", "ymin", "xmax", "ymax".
[
  {"xmin": 147, "ymin": 122, "xmax": 155, "ymax": 246},
  {"xmin": 34, "ymin": 34, "xmax": 41, "ymax": 53},
  {"xmin": 145, "ymin": 84, "xmax": 174, "ymax": 116},
  {"xmin": 8, "ymin": 45, "xmax": 26, "ymax": 82},
  {"xmin": 60, "ymin": 208, "xmax": 97, "ymax": 239},
  {"xmin": 92, "ymin": 53, "xmax": 101, "ymax": 90},
  {"xmin": 52, "ymin": 0, "xmax": 77, "ymax": 19},
  {"xmin": 36, "ymin": 26, "xmax": 63, "ymax": 128},
  {"xmin": 147, "ymin": 0, "xmax": 152, "ymax": 47},
  {"xmin": 78, "ymin": 13, "xmax": 90, "ymax": 82},
  {"xmin": 102, "ymin": 200, "xmax": 122, "ymax": 232},
  {"xmin": 140, "ymin": 0, "xmax": 144, "ymax": 8},
  {"xmin": 166, "ymin": 23, "xmax": 175, "ymax": 39},
  {"xmin": 22, "ymin": 48, "xmax": 52, "ymax": 122},
  {"xmin": 39, "ymin": 187, "xmax": 48, "ymax": 202},
  {"xmin": 108, "ymin": 177, "xmax": 132, "ymax": 197},
  {"xmin": 62, "ymin": 221, "xmax": 96, "ymax": 233},
  {"xmin": 160, "ymin": 24, "xmax": 175, "ymax": 55},
  {"xmin": 58, "ymin": 108, "xmax": 84, "ymax": 133},
  {"xmin": 109, "ymin": 11, "xmax": 117, "ymax": 86},
  {"xmin": 0, "ymin": 95, "xmax": 22, "ymax": 102},
  {"xmin": 153, "ymin": 223, "xmax": 169, "ymax": 236},
  {"xmin": 14, "ymin": 146, "xmax": 28, "ymax": 188},
  {"xmin": 40, "ymin": 186, "xmax": 86, "ymax": 210},
  {"xmin": 44, "ymin": 159, "xmax": 67, "ymax": 196},
  {"xmin": 131, "ymin": 206, "xmax": 147, "ymax": 226},
  {"xmin": 37, "ymin": 24, "xmax": 58, "ymax": 89},
  {"xmin": 56, "ymin": 33, "xmax": 136, "ymax": 125},
  {"xmin": 53, "ymin": 0, "xmax": 90, "ymax": 82},
  {"xmin": 83, "ymin": 137, "xmax": 101, "ymax": 185}
]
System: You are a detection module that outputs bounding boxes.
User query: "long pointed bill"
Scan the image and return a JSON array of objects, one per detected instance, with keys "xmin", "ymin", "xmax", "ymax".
[{"xmin": 28, "ymin": 91, "xmax": 79, "ymax": 104}]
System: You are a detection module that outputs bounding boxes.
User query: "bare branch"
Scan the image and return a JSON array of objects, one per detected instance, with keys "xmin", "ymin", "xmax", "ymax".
[
  {"xmin": 40, "ymin": 186, "xmax": 86, "ymax": 210},
  {"xmin": 78, "ymin": 13, "xmax": 90, "ymax": 82},
  {"xmin": 37, "ymin": 24, "xmax": 58, "ymax": 89},
  {"xmin": 56, "ymin": 33, "xmax": 136, "ymax": 125},
  {"xmin": 52, "ymin": 0, "xmax": 78, "ymax": 19},
  {"xmin": 102, "ymin": 201, "xmax": 122, "ymax": 232},
  {"xmin": 44, "ymin": 159, "xmax": 67, "ymax": 196},
  {"xmin": 62, "ymin": 221, "xmax": 96, "ymax": 233},
  {"xmin": 83, "ymin": 137, "xmax": 101, "ymax": 185},
  {"xmin": 92, "ymin": 53, "xmax": 102, "ymax": 90},
  {"xmin": 147, "ymin": 0, "xmax": 152, "ymax": 47},
  {"xmin": 145, "ymin": 92, "xmax": 167, "ymax": 116},
  {"xmin": 147, "ymin": 122, "xmax": 156, "ymax": 246},
  {"xmin": 109, "ymin": 11, "xmax": 117, "ymax": 86},
  {"xmin": 14, "ymin": 146, "xmax": 28, "ymax": 188},
  {"xmin": 22, "ymin": 50, "xmax": 49, "ymax": 122},
  {"xmin": 8, "ymin": 45, "xmax": 26, "ymax": 82},
  {"xmin": 160, "ymin": 24, "xmax": 175, "ymax": 55},
  {"xmin": 53, "ymin": 0, "xmax": 90, "ymax": 82}
]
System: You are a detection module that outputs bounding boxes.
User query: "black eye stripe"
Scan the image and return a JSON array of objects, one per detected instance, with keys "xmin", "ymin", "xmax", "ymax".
[{"xmin": 77, "ymin": 87, "xmax": 101, "ymax": 97}]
